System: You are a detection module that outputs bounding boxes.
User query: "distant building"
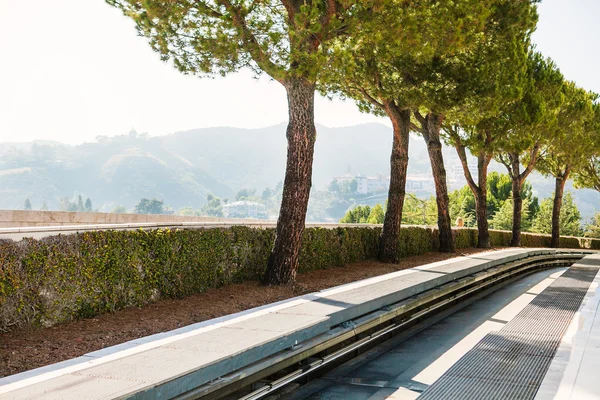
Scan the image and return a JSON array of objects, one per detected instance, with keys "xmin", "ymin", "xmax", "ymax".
[
  {"xmin": 332, "ymin": 173, "xmax": 446, "ymax": 195},
  {"xmin": 334, "ymin": 173, "xmax": 356, "ymax": 184},
  {"xmin": 406, "ymin": 174, "xmax": 435, "ymax": 191},
  {"xmin": 453, "ymin": 164, "xmax": 477, "ymax": 180},
  {"xmin": 354, "ymin": 175, "xmax": 389, "ymax": 194},
  {"xmin": 223, "ymin": 200, "xmax": 268, "ymax": 219}
]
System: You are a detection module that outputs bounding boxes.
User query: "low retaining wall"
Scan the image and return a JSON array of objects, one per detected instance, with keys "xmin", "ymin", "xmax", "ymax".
[
  {"xmin": 1, "ymin": 225, "xmax": 599, "ymax": 332},
  {"xmin": 0, "ymin": 210, "xmax": 260, "ymax": 228}
]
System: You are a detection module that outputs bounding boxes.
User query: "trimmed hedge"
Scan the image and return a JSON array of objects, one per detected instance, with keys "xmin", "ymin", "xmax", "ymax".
[{"xmin": 1, "ymin": 225, "xmax": 599, "ymax": 331}]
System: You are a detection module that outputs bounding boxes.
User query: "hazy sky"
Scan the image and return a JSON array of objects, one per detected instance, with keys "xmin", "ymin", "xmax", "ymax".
[{"xmin": 0, "ymin": 0, "xmax": 598, "ymax": 144}]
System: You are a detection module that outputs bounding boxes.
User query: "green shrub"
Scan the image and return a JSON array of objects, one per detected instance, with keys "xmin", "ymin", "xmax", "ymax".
[
  {"xmin": 489, "ymin": 230, "xmax": 512, "ymax": 247},
  {"xmin": 397, "ymin": 226, "xmax": 434, "ymax": 257},
  {"xmin": 558, "ymin": 236, "xmax": 581, "ymax": 249},
  {"xmin": 454, "ymin": 228, "xmax": 477, "ymax": 249},
  {"xmin": 1, "ymin": 225, "xmax": 596, "ymax": 331}
]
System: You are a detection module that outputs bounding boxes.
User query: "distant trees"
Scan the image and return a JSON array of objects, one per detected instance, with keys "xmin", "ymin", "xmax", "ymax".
[
  {"xmin": 111, "ymin": 205, "xmax": 128, "ymax": 214},
  {"xmin": 134, "ymin": 198, "xmax": 165, "ymax": 215},
  {"xmin": 530, "ymin": 192, "xmax": 582, "ymax": 237},
  {"xmin": 328, "ymin": 179, "xmax": 357, "ymax": 195},
  {"xmin": 236, "ymin": 189, "xmax": 257, "ymax": 202},
  {"xmin": 584, "ymin": 213, "xmax": 600, "ymax": 239},
  {"xmin": 340, "ymin": 204, "xmax": 384, "ymax": 224},
  {"xmin": 402, "ymin": 195, "xmax": 437, "ymax": 226},
  {"xmin": 200, "ymin": 194, "xmax": 224, "ymax": 217},
  {"xmin": 59, "ymin": 194, "xmax": 94, "ymax": 212},
  {"xmin": 340, "ymin": 205, "xmax": 372, "ymax": 224},
  {"xmin": 23, "ymin": 198, "xmax": 32, "ymax": 210}
]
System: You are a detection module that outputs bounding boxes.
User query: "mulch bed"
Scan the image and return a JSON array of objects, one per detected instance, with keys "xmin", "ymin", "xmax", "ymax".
[{"xmin": 0, "ymin": 247, "xmax": 500, "ymax": 377}]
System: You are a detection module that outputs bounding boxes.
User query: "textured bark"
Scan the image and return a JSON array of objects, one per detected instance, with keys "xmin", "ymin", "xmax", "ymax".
[
  {"xmin": 510, "ymin": 153, "xmax": 523, "ymax": 247},
  {"xmin": 454, "ymin": 135, "xmax": 492, "ymax": 249},
  {"xmin": 474, "ymin": 185, "xmax": 490, "ymax": 248},
  {"xmin": 262, "ymin": 78, "xmax": 316, "ymax": 285},
  {"xmin": 379, "ymin": 106, "xmax": 411, "ymax": 263},
  {"xmin": 420, "ymin": 113, "xmax": 454, "ymax": 253},
  {"xmin": 499, "ymin": 147, "xmax": 539, "ymax": 248},
  {"xmin": 551, "ymin": 167, "xmax": 571, "ymax": 248}
]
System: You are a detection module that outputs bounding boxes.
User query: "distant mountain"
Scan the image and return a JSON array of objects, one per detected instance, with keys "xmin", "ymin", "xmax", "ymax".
[{"xmin": 0, "ymin": 123, "xmax": 598, "ymax": 220}]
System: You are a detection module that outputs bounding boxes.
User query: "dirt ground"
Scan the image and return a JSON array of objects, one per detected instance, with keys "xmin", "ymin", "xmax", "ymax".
[{"xmin": 0, "ymin": 247, "xmax": 500, "ymax": 377}]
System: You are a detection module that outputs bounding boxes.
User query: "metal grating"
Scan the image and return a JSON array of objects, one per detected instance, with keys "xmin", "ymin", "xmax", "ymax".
[{"xmin": 419, "ymin": 266, "xmax": 599, "ymax": 400}]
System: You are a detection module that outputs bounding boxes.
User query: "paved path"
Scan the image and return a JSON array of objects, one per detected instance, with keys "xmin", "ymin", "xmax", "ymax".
[
  {"xmin": 535, "ymin": 254, "xmax": 600, "ymax": 400},
  {"xmin": 0, "ymin": 249, "xmax": 555, "ymax": 400},
  {"xmin": 283, "ymin": 254, "xmax": 600, "ymax": 400},
  {"xmin": 282, "ymin": 268, "xmax": 569, "ymax": 400}
]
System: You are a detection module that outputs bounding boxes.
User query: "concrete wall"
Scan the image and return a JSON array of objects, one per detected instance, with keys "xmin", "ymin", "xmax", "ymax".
[{"xmin": 0, "ymin": 210, "xmax": 262, "ymax": 228}]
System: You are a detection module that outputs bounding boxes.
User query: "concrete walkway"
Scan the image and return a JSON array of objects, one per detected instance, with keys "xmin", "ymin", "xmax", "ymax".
[
  {"xmin": 0, "ymin": 249, "xmax": 586, "ymax": 400},
  {"xmin": 535, "ymin": 254, "xmax": 600, "ymax": 400},
  {"xmin": 282, "ymin": 268, "xmax": 569, "ymax": 400}
]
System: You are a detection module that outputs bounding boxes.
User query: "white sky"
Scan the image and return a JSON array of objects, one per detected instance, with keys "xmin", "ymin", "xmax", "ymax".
[{"xmin": 0, "ymin": 0, "xmax": 598, "ymax": 145}]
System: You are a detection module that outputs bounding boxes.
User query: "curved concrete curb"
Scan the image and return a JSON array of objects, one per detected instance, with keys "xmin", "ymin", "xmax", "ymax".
[{"xmin": 0, "ymin": 249, "xmax": 590, "ymax": 400}]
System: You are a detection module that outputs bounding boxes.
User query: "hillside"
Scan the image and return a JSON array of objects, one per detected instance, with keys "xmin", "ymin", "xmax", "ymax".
[{"xmin": 0, "ymin": 123, "xmax": 598, "ymax": 220}]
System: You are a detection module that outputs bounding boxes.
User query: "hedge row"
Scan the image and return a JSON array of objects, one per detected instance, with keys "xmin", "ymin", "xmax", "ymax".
[{"xmin": 1, "ymin": 226, "xmax": 599, "ymax": 331}]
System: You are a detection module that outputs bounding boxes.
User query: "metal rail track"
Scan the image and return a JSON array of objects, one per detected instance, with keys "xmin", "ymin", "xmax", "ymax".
[{"xmin": 174, "ymin": 252, "xmax": 584, "ymax": 400}]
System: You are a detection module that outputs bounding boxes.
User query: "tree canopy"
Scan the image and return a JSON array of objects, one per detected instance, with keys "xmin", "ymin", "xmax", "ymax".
[{"xmin": 134, "ymin": 198, "xmax": 166, "ymax": 214}]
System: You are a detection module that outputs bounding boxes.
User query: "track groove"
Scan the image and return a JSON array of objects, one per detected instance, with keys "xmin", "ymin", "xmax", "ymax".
[{"xmin": 419, "ymin": 267, "xmax": 599, "ymax": 400}]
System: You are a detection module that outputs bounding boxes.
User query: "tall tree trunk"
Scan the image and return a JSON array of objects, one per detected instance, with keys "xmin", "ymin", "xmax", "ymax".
[
  {"xmin": 422, "ymin": 113, "xmax": 454, "ymax": 252},
  {"xmin": 498, "ymin": 146, "xmax": 540, "ymax": 248},
  {"xmin": 452, "ymin": 131, "xmax": 492, "ymax": 249},
  {"xmin": 475, "ymin": 153, "xmax": 491, "ymax": 248},
  {"xmin": 510, "ymin": 152, "xmax": 523, "ymax": 247},
  {"xmin": 379, "ymin": 106, "xmax": 411, "ymax": 263},
  {"xmin": 551, "ymin": 166, "xmax": 571, "ymax": 248},
  {"xmin": 262, "ymin": 78, "xmax": 316, "ymax": 285}
]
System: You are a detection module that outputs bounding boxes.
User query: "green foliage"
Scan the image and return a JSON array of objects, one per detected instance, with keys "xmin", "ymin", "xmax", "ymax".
[
  {"xmin": 329, "ymin": 179, "xmax": 358, "ymax": 195},
  {"xmin": 23, "ymin": 198, "xmax": 32, "ymax": 210},
  {"xmin": 134, "ymin": 198, "xmax": 165, "ymax": 214},
  {"xmin": 487, "ymin": 172, "xmax": 513, "ymax": 214},
  {"xmin": 367, "ymin": 204, "xmax": 385, "ymax": 224},
  {"xmin": 402, "ymin": 195, "xmax": 437, "ymax": 225},
  {"xmin": 236, "ymin": 188, "xmax": 257, "ymax": 201},
  {"xmin": 574, "ymin": 154, "xmax": 600, "ymax": 193},
  {"xmin": 397, "ymin": 227, "xmax": 435, "ymax": 257},
  {"xmin": 106, "ymin": 0, "xmax": 373, "ymax": 85},
  {"xmin": 200, "ymin": 194, "xmax": 224, "ymax": 217},
  {"xmin": 449, "ymin": 186, "xmax": 476, "ymax": 227},
  {"xmin": 530, "ymin": 192, "xmax": 582, "ymax": 237},
  {"xmin": 59, "ymin": 194, "xmax": 94, "ymax": 212},
  {"xmin": 455, "ymin": 229, "xmax": 477, "ymax": 249},
  {"xmin": 262, "ymin": 188, "xmax": 273, "ymax": 202},
  {"xmin": 340, "ymin": 205, "xmax": 371, "ymax": 223},
  {"xmin": 489, "ymin": 197, "xmax": 534, "ymax": 231},
  {"xmin": 0, "ymin": 226, "xmax": 380, "ymax": 330},
  {"xmin": 489, "ymin": 230, "xmax": 512, "ymax": 246},
  {"xmin": 584, "ymin": 213, "xmax": 600, "ymax": 239},
  {"xmin": 111, "ymin": 205, "xmax": 128, "ymax": 214},
  {"xmin": 494, "ymin": 52, "xmax": 565, "ymax": 171},
  {"xmin": 178, "ymin": 206, "xmax": 197, "ymax": 216},
  {"xmin": 2, "ymin": 224, "xmax": 598, "ymax": 331},
  {"xmin": 536, "ymin": 84, "xmax": 598, "ymax": 179}
]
